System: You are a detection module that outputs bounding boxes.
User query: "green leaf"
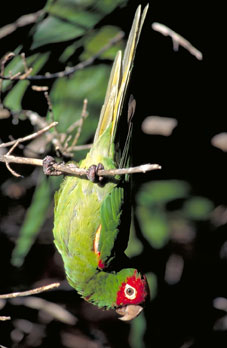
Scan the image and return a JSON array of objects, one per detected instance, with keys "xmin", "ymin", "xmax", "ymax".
[
  {"xmin": 50, "ymin": 64, "xmax": 110, "ymax": 147},
  {"xmin": 137, "ymin": 180, "xmax": 190, "ymax": 206},
  {"xmin": 31, "ymin": 16, "xmax": 86, "ymax": 49},
  {"xmin": 4, "ymin": 80, "xmax": 29, "ymax": 112},
  {"xmin": 183, "ymin": 196, "xmax": 214, "ymax": 221},
  {"xmin": 11, "ymin": 175, "xmax": 61, "ymax": 268},
  {"xmin": 45, "ymin": 0, "xmax": 91, "ymax": 10},
  {"xmin": 136, "ymin": 181, "xmax": 188, "ymax": 249},
  {"xmin": 145, "ymin": 272, "xmax": 158, "ymax": 301},
  {"xmin": 81, "ymin": 26, "xmax": 124, "ymax": 61},
  {"xmin": 1, "ymin": 47, "xmax": 23, "ymax": 91},
  {"xmin": 129, "ymin": 312, "xmax": 146, "ymax": 348},
  {"xmin": 126, "ymin": 223, "xmax": 143, "ymax": 258},
  {"xmin": 48, "ymin": 0, "xmax": 128, "ymax": 18},
  {"xmin": 32, "ymin": 3, "xmax": 103, "ymax": 49},
  {"xmin": 136, "ymin": 206, "xmax": 169, "ymax": 249},
  {"xmin": 31, "ymin": 0, "xmax": 128, "ymax": 49},
  {"xmin": 59, "ymin": 40, "xmax": 83, "ymax": 63},
  {"xmin": 94, "ymin": 0, "xmax": 128, "ymax": 13},
  {"xmin": 11, "ymin": 175, "xmax": 51, "ymax": 267},
  {"xmin": 3, "ymin": 53, "xmax": 50, "ymax": 111}
]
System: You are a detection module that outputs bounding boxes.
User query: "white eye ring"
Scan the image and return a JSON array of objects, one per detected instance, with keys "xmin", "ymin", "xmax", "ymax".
[{"xmin": 124, "ymin": 284, "xmax": 137, "ymax": 300}]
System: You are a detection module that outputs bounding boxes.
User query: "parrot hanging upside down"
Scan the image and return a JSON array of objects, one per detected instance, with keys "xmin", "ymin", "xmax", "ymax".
[{"xmin": 51, "ymin": 4, "xmax": 149, "ymax": 321}]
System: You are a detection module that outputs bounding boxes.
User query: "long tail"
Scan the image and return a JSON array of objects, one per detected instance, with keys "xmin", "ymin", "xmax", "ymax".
[{"xmin": 94, "ymin": 4, "xmax": 149, "ymax": 146}]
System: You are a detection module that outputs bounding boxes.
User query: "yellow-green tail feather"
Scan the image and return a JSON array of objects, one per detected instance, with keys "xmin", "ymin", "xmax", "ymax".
[{"xmin": 93, "ymin": 5, "xmax": 149, "ymax": 150}]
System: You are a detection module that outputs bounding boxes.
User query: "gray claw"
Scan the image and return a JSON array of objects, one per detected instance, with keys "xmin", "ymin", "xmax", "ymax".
[
  {"xmin": 43, "ymin": 156, "xmax": 63, "ymax": 176},
  {"xmin": 86, "ymin": 163, "xmax": 104, "ymax": 183}
]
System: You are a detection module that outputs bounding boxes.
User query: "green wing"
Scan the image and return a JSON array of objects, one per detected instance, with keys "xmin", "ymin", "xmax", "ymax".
[
  {"xmin": 97, "ymin": 186, "xmax": 125, "ymax": 267},
  {"xmin": 98, "ymin": 186, "xmax": 130, "ymax": 268}
]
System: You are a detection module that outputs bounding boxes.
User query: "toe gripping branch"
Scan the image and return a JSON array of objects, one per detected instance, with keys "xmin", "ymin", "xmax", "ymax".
[
  {"xmin": 86, "ymin": 163, "xmax": 104, "ymax": 183},
  {"xmin": 43, "ymin": 156, "xmax": 63, "ymax": 176}
]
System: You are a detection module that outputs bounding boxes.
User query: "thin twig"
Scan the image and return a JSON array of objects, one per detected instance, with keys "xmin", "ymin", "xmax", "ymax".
[
  {"xmin": 0, "ymin": 121, "xmax": 58, "ymax": 148},
  {"xmin": 0, "ymin": 52, "xmax": 15, "ymax": 104},
  {"xmin": 0, "ymin": 282, "xmax": 60, "ymax": 299},
  {"xmin": 44, "ymin": 92, "xmax": 54, "ymax": 123},
  {"xmin": 10, "ymin": 297, "xmax": 77, "ymax": 325},
  {"xmin": 0, "ymin": 31, "xmax": 125, "ymax": 81},
  {"xmin": 0, "ymin": 316, "xmax": 11, "ymax": 321},
  {"xmin": 65, "ymin": 119, "xmax": 81, "ymax": 135},
  {"xmin": 99, "ymin": 163, "xmax": 161, "ymax": 176},
  {"xmin": 0, "ymin": 154, "xmax": 43, "ymax": 167},
  {"xmin": 31, "ymin": 85, "xmax": 49, "ymax": 92},
  {"xmin": 18, "ymin": 67, "xmax": 33, "ymax": 80},
  {"xmin": 0, "ymin": 283, "xmax": 60, "ymax": 323},
  {"xmin": 5, "ymin": 142, "xmax": 22, "ymax": 177},
  {"xmin": 19, "ymin": 110, "xmax": 48, "ymax": 129},
  {"xmin": 21, "ymin": 53, "xmax": 29, "ymax": 73},
  {"xmin": 9, "ymin": 72, "xmax": 21, "ymax": 80},
  {"xmin": 4, "ymin": 109, "xmax": 91, "ymax": 157},
  {"xmin": 0, "ymin": 10, "xmax": 43, "ymax": 40},
  {"xmin": 1, "ymin": 121, "xmax": 58, "ymax": 176},
  {"xmin": 152, "ymin": 22, "xmax": 203, "ymax": 60},
  {"xmin": 71, "ymin": 99, "xmax": 88, "ymax": 147},
  {"xmin": 43, "ymin": 91, "xmax": 73, "ymax": 156},
  {"xmin": 54, "ymin": 99, "xmax": 89, "ymax": 157},
  {"xmin": 16, "ymin": 52, "xmax": 33, "ymax": 80},
  {"xmin": 67, "ymin": 99, "xmax": 88, "ymax": 152},
  {"xmin": 71, "ymin": 143, "xmax": 92, "ymax": 151}
]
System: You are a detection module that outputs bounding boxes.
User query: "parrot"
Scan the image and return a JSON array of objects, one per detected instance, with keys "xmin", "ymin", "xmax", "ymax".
[{"xmin": 52, "ymin": 4, "xmax": 149, "ymax": 321}]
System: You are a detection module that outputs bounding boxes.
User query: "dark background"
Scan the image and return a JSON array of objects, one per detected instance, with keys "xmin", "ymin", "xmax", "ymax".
[{"xmin": 1, "ymin": 1, "xmax": 226, "ymax": 348}]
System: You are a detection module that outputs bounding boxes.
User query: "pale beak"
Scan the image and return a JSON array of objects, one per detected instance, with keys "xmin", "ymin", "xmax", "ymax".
[{"xmin": 116, "ymin": 304, "xmax": 143, "ymax": 321}]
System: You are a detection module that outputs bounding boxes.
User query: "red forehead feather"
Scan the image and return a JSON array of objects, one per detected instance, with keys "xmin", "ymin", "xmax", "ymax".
[{"xmin": 116, "ymin": 271, "xmax": 148, "ymax": 306}]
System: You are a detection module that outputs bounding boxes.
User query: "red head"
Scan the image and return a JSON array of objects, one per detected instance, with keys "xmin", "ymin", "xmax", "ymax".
[{"xmin": 115, "ymin": 270, "xmax": 149, "ymax": 320}]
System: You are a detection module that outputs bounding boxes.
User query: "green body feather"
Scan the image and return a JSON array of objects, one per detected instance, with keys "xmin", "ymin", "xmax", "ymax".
[
  {"xmin": 53, "ymin": 125, "xmax": 130, "ymax": 306},
  {"xmin": 53, "ymin": 5, "xmax": 149, "ymax": 309}
]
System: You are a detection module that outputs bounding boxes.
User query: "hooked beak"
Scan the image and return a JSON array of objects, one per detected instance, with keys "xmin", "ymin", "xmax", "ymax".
[{"xmin": 116, "ymin": 304, "xmax": 143, "ymax": 321}]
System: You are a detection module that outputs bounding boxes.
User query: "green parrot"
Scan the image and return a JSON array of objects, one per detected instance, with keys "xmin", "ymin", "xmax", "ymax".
[{"xmin": 51, "ymin": 4, "xmax": 149, "ymax": 321}]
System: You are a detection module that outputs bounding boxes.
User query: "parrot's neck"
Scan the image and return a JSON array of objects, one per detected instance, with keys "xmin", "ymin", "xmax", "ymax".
[{"xmin": 68, "ymin": 268, "xmax": 136, "ymax": 309}]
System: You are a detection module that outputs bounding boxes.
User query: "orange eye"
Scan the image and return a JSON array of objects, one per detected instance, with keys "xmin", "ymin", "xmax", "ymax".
[{"xmin": 124, "ymin": 284, "xmax": 137, "ymax": 300}]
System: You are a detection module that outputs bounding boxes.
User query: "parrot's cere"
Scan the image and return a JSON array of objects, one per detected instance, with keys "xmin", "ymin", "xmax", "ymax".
[{"xmin": 53, "ymin": 4, "xmax": 149, "ymax": 321}]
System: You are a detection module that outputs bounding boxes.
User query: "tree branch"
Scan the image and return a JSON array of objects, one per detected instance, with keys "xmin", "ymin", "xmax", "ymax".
[
  {"xmin": 152, "ymin": 22, "xmax": 203, "ymax": 60},
  {"xmin": 0, "ymin": 153, "xmax": 161, "ymax": 178},
  {"xmin": 0, "ymin": 10, "xmax": 43, "ymax": 40},
  {"xmin": 0, "ymin": 121, "xmax": 58, "ymax": 148},
  {"xmin": 0, "ymin": 282, "xmax": 60, "ymax": 322},
  {"xmin": 0, "ymin": 282, "xmax": 60, "ymax": 299}
]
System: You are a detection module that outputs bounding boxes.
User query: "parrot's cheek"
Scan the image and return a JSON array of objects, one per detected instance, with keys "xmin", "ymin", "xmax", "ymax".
[{"xmin": 116, "ymin": 304, "xmax": 143, "ymax": 321}]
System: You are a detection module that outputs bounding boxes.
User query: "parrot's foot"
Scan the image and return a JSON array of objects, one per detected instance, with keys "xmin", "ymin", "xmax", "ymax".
[
  {"xmin": 43, "ymin": 156, "xmax": 63, "ymax": 176},
  {"xmin": 86, "ymin": 163, "xmax": 104, "ymax": 183}
]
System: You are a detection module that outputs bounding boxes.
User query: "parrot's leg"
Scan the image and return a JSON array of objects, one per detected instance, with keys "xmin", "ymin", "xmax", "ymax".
[
  {"xmin": 86, "ymin": 163, "xmax": 104, "ymax": 183},
  {"xmin": 43, "ymin": 156, "xmax": 63, "ymax": 176}
]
